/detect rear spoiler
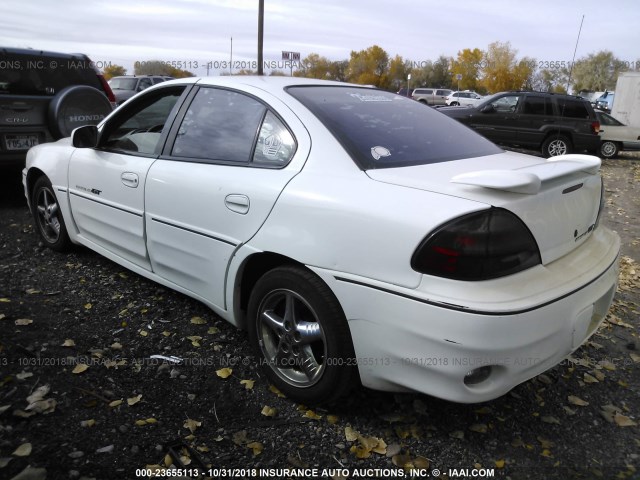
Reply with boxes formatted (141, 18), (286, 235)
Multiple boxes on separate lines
(450, 154), (601, 194)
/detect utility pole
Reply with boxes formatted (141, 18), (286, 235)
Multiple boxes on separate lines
(257, 0), (264, 75)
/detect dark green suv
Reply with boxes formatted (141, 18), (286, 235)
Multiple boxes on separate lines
(0, 47), (114, 167)
(440, 91), (601, 157)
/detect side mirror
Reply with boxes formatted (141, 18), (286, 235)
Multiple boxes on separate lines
(480, 104), (494, 113)
(72, 125), (98, 148)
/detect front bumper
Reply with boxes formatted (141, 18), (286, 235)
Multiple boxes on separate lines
(312, 227), (620, 403)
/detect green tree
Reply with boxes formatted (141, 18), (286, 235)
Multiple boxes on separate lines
(570, 50), (626, 91)
(294, 53), (333, 79)
(103, 64), (126, 80)
(134, 60), (194, 78)
(388, 55), (409, 92)
(531, 68), (568, 93)
(450, 48), (483, 91)
(327, 60), (348, 82)
(432, 55), (452, 88)
(347, 45), (390, 88)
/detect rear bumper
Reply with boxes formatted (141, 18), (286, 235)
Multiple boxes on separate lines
(312, 227), (620, 403)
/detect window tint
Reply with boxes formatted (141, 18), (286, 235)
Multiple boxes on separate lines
(287, 86), (501, 169)
(138, 78), (153, 91)
(252, 111), (296, 166)
(415, 89), (432, 95)
(522, 96), (552, 115)
(172, 88), (266, 162)
(109, 78), (137, 91)
(556, 99), (590, 118)
(102, 87), (185, 155)
(598, 112), (623, 126)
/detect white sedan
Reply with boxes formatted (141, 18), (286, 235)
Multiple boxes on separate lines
(596, 110), (640, 158)
(23, 77), (620, 404)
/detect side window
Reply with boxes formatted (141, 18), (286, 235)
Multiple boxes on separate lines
(138, 78), (152, 91)
(252, 111), (296, 166)
(491, 94), (520, 112)
(556, 99), (590, 119)
(522, 96), (551, 115)
(172, 88), (267, 163)
(102, 87), (185, 155)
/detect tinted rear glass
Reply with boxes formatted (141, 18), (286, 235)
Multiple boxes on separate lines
(109, 78), (138, 90)
(0, 52), (102, 96)
(556, 99), (591, 119)
(287, 86), (502, 169)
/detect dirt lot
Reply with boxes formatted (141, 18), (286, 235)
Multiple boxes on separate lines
(1, 155), (639, 480)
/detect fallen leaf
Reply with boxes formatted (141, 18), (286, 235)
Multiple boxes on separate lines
(614, 413), (637, 427)
(72, 364), (89, 374)
(0, 457), (12, 467)
(109, 400), (123, 407)
(538, 437), (555, 449)
(232, 430), (247, 445)
(593, 370), (606, 381)
(345, 426), (359, 442)
(110, 342), (123, 350)
(207, 326), (219, 335)
(469, 423), (488, 433)
(541, 416), (561, 425)
(61, 339), (76, 347)
(247, 442), (263, 456)
(304, 409), (322, 420)
(327, 415), (339, 425)
(84, 303), (92, 310)
(600, 360), (616, 371)
(16, 371), (33, 380)
(0, 298), (11, 303)
(81, 419), (96, 427)
(127, 394), (142, 406)
(541, 449), (553, 458)
(14, 319), (33, 326)
(12, 443), (32, 457)
(139, 330), (148, 337)
(583, 373), (598, 383)
(568, 395), (589, 407)
(240, 379), (254, 390)
(26, 386), (50, 404)
(495, 459), (505, 468)
(25, 288), (41, 295)
(269, 385), (285, 397)
(190, 316), (207, 325)
(261, 406), (277, 417)
(184, 418), (202, 433)
(450, 430), (465, 440)
(26, 398), (57, 414)
(630, 353), (640, 363)
(216, 368), (232, 379)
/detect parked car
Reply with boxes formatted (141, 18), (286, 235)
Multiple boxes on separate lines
(445, 90), (484, 107)
(23, 77), (619, 405)
(108, 75), (173, 106)
(595, 92), (615, 113)
(596, 109), (640, 158)
(411, 88), (453, 106)
(396, 88), (411, 97)
(440, 91), (601, 157)
(0, 47), (114, 167)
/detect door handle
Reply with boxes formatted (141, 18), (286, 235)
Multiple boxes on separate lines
(121, 172), (139, 188)
(225, 194), (250, 215)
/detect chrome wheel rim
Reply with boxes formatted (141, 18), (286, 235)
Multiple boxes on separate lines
(601, 142), (615, 157)
(548, 139), (568, 156)
(256, 289), (326, 387)
(35, 187), (61, 243)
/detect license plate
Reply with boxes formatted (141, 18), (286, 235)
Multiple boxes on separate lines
(5, 134), (39, 151)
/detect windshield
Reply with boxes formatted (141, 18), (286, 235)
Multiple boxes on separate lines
(287, 86), (501, 169)
(108, 78), (138, 90)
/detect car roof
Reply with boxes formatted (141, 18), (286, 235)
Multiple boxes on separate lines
(0, 46), (90, 60)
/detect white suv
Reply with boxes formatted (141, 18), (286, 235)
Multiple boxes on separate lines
(446, 91), (483, 106)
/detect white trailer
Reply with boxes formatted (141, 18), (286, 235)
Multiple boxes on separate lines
(611, 72), (640, 127)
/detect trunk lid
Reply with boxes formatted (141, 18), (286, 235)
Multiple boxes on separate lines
(366, 150), (603, 265)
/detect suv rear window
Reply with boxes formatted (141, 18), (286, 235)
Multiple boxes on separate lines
(287, 86), (502, 169)
(0, 52), (102, 96)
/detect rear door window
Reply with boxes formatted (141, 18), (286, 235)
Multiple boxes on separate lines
(522, 95), (552, 115)
(556, 99), (590, 119)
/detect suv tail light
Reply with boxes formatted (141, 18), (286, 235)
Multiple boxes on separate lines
(96, 73), (116, 104)
(591, 121), (600, 135)
(411, 208), (541, 281)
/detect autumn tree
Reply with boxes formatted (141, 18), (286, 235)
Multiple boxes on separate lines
(531, 68), (568, 93)
(388, 55), (409, 92)
(450, 48), (483, 91)
(327, 60), (348, 82)
(294, 53), (333, 79)
(570, 50), (627, 91)
(103, 64), (126, 80)
(347, 45), (390, 88)
(134, 60), (194, 78)
(481, 41), (532, 92)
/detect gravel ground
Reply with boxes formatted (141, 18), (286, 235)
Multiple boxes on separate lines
(0, 155), (639, 480)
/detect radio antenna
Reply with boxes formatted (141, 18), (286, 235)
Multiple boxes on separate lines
(565, 14), (585, 93)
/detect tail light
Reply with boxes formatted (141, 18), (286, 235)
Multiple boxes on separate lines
(96, 72), (116, 104)
(411, 208), (541, 281)
(594, 177), (605, 230)
(591, 121), (600, 135)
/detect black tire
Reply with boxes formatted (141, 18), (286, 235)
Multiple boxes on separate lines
(450, 101), (460, 106)
(600, 140), (619, 159)
(247, 266), (358, 405)
(31, 176), (71, 252)
(48, 85), (112, 139)
(542, 134), (572, 157)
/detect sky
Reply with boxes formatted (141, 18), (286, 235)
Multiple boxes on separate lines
(1, 0), (639, 76)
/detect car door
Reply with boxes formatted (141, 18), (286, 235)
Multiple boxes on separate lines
(68, 85), (188, 269)
(469, 93), (521, 144)
(517, 94), (554, 147)
(144, 85), (310, 309)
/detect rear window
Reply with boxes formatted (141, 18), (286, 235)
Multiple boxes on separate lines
(109, 78), (138, 91)
(287, 86), (502, 169)
(0, 52), (102, 96)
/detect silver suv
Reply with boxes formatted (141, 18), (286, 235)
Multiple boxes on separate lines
(108, 75), (173, 105)
(411, 88), (453, 106)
